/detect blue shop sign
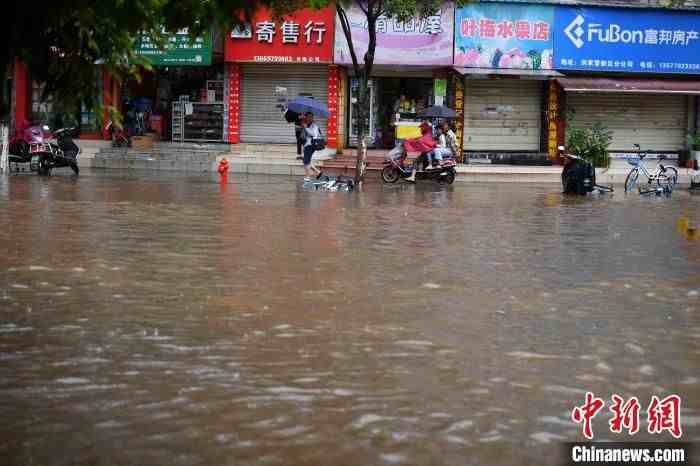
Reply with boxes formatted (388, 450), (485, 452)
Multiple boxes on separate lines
(554, 6), (700, 74)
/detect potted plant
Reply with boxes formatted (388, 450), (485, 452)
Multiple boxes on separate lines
(688, 132), (700, 169)
(565, 117), (613, 168)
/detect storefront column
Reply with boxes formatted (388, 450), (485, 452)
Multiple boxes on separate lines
(13, 59), (30, 129)
(227, 63), (241, 144)
(336, 68), (347, 153)
(454, 76), (465, 163)
(327, 65), (339, 149)
(102, 67), (114, 137)
(546, 80), (564, 164)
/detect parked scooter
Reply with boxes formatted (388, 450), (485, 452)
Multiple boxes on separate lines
(381, 142), (457, 185)
(559, 145), (612, 195)
(103, 120), (131, 147)
(45, 127), (81, 175)
(8, 122), (49, 171)
(8, 123), (80, 176)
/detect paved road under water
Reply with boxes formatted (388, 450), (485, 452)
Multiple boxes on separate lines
(0, 171), (699, 466)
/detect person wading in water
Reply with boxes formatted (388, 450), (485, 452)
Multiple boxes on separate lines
(301, 112), (323, 180)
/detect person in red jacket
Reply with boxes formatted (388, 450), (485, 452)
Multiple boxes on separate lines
(405, 121), (436, 182)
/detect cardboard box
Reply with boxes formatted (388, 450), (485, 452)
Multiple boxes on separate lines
(132, 135), (154, 150)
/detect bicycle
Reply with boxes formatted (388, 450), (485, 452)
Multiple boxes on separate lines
(624, 144), (679, 193)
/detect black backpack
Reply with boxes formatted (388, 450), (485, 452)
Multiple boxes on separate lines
(284, 109), (300, 124)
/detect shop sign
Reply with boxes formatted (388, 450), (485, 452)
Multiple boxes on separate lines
(334, 3), (454, 66)
(225, 7), (334, 63)
(227, 64), (241, 143)
(547, 81), (560, 159)
(455, 4), (554, 70)
(452, 75), (464, 161)
(136, 28), (212, 66)
(434, 79), (447, 106)
(554, 6), (700, 74)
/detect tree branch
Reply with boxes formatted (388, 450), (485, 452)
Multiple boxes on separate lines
(336, 3), (361, 76)
(355, 0), (368, 17)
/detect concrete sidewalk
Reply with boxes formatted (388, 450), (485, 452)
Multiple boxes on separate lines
(81, 141), (699, 184)
(456, 165), (697, 184)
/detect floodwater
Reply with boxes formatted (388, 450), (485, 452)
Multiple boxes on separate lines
(0, 170), (699, 466)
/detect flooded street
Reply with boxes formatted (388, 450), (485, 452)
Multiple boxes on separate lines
(0, 171), (699, 465)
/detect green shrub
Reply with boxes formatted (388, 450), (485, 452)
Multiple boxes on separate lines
(565, 117), (613, 168)
(688, 132), (700, 150)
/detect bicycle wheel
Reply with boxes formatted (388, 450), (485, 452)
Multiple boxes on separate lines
(624, 168), (639, 192)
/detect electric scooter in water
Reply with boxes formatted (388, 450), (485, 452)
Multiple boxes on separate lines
(8, 123), (80, 175)
(46, 127), (81, 175)
(8, 122), (49, 171)
(103, 120), (131, 147)
(559, 145), (612, 195)
(381, 142), (457, 185)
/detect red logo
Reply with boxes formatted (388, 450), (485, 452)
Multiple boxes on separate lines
(572, 392), (605, 440)
(572, 393), (683, 440)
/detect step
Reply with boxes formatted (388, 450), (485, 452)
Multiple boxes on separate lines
(229, 147), (336, 158)
(225, 162), (306, 176)
(230, 154), (333, 163)
(232, 144), (297, 153)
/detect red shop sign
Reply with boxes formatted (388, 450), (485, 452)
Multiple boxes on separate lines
(225, 6), (334, 64)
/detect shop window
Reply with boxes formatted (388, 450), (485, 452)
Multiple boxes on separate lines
(31, 73), (102, 131)
(31, 82), (54, 124)
(1, 76), (11, 122)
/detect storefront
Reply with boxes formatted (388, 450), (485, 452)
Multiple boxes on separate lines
(454, 3), (557, 154)
(335, 3), (455, 149)
(1, 64), (12, 127)
(559, 78), (696, 153)
(225, 6), (335, 145)
(131, 28), (225, 142)
(12, 59), (109, 138)
(346, 69), (447, 148)
(554, 5), (700, 160)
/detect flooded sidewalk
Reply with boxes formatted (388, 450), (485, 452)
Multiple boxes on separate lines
(0, 171), (699, 465)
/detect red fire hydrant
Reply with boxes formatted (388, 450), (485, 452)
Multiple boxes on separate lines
(218, 158), (230, 176)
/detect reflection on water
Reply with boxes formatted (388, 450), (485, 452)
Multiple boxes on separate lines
(0, 171), (699, 465)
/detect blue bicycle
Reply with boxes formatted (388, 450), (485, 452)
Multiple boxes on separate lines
(624, 144), (679, 193)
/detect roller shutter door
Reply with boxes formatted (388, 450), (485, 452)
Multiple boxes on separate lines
(463, 80), (543, 151)
(566, 93), (687, 151)
(240, 64), (328, 143)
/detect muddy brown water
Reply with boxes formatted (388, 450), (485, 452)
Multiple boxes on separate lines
(0, 171), (699, 465)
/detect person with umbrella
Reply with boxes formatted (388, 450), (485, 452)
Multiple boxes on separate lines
(429, 121), (458, 168)
(286, 96), (329, 180)
(284, 108), (305, 160)
(301, 112), (323, 180)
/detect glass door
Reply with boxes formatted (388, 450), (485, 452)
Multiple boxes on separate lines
(349, 78), (374, 146)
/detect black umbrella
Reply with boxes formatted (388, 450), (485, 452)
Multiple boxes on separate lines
(419, 105), (458, 119)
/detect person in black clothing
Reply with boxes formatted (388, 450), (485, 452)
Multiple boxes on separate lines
(284, 108), (305, 159)
(295, 113), (306, 159)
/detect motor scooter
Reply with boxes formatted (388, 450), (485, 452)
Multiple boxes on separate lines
(43, 127), (81, 175)
(8, 123), (80, 176)
(103, 120), (131, 147)
(559, 145), (612, 195)
(8, 122), (50, 172)
(381, 142), (457, 185)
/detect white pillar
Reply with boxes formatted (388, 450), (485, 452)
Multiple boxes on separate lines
(0, 124), (9, 174)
